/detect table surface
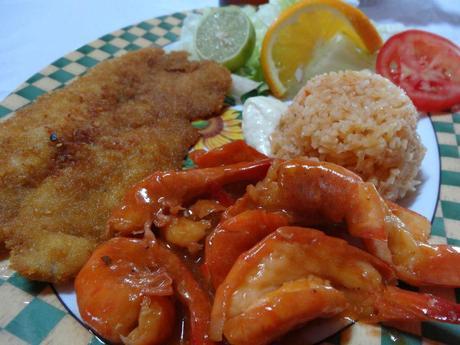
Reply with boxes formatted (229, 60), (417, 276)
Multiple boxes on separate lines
(0, 0), (218, 102)
(1, 0), (459, 103)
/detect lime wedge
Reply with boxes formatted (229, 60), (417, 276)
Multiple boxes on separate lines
(194, 7), (255, 71)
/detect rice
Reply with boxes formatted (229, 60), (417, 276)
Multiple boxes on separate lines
(271, 70), (426, 201)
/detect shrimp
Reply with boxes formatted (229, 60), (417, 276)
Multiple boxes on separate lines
(386, 201), (430, 241)
(190, 140), (268, 168)
(365, 212), (460, 287)
(210, 227), (460, 345)
(206, 202), (434, 291)
(204, 209), (290, 288)
(237, 158), (389, 239)
(222, 276), (348, 345)
(75, 233), (215, 345)
(227, 158), (460, 287)
(362, 195), (460, 287)
(107, 159), (271, 241)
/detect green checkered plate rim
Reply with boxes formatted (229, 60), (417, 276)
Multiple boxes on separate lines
(1, 9), (460, 345)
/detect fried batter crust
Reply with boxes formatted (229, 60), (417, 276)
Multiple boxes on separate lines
(0, 48), (231, 282)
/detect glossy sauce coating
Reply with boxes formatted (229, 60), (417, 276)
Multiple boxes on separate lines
(107, 159), (272, 237)
(226, 158), (460, 288)
(75, 235), (215, 345)
(76, 142), (460, 344)
(210, 227), (460, 345)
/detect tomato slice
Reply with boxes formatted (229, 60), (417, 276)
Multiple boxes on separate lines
(376, 30), (460, 113)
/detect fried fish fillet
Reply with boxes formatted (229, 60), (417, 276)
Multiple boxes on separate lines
(0, 48), (231, 283)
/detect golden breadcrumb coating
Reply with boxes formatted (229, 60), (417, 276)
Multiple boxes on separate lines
(0, 48), (231, 282)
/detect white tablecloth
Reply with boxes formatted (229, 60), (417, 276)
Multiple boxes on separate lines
(0, 0), (459, 102)
(0, 0), (218, 101)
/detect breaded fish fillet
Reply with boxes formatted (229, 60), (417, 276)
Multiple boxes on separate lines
(0, 48), (231, 283)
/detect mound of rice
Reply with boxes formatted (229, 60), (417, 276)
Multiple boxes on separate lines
(271, 70), (426, 201)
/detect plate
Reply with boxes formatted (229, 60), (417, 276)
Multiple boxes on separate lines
(0, 9), (459, 345)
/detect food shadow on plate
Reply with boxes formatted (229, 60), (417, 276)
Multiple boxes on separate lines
(272, 317), (354, 345)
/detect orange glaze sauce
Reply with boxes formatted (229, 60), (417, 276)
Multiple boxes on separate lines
(161, 241), (324, 345)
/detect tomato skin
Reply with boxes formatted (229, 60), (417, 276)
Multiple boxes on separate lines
(376, 30), (460, 113)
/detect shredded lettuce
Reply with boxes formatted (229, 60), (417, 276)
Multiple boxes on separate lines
(177, 0), (362, 82)
(176, 1), (299, 80)
(238, 0), (302, 81)
(230, 74), (260, 102)
(239, 0), (360, 81)
(174, 11), (209, 60)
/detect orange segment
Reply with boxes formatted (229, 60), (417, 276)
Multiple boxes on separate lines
(261, 0), (382, 98)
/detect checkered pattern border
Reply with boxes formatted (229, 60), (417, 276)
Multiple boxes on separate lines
(0, 12), (187, 345)
(0, 12), (186, 119)
(1, 10), (460, 345)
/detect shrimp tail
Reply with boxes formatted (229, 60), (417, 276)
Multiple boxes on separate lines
(411, 245), (460, 288)
(375, 286), (460, 324)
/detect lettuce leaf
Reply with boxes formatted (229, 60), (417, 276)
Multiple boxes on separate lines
(177, 0), (362, 82)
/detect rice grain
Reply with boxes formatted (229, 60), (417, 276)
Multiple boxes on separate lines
(271, 70), (426, 200)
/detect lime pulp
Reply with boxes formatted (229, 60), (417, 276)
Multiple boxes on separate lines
(194, 7), (255, 71)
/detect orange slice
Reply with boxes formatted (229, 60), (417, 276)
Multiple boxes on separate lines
(261, 0), (382, 98)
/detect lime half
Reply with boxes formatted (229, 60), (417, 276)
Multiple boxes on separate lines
(194, 7), (255, 71)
